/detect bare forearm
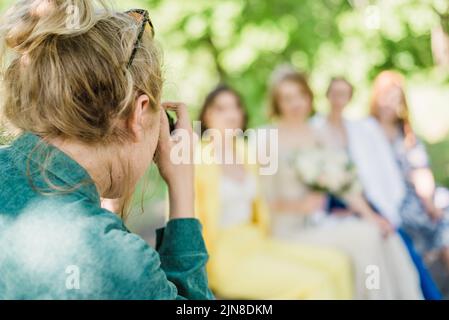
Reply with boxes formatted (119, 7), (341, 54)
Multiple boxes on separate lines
(270, 195), (324, 215)
(411, 168), (436, 210)
(168, 180), (195, 220)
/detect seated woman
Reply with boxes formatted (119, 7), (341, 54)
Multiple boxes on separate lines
(260, 67), (423, 299)
(370, 71), (449, 271)
(312, 76), (443, 300)
(0, 0), (212, 299)
(312, 77), (395, 231)
(195, 85), (353, 299)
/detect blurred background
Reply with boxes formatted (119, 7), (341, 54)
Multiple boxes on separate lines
(0, 0), (448, 245)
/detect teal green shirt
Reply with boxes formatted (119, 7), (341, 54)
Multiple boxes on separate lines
(0, 133), (214, 300)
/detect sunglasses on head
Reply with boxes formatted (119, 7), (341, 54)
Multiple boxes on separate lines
(126, 9), (175, 133)
(125, 9), (154, 68)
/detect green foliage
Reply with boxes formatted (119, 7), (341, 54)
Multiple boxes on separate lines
(140, 0), (449, 186)
(427, 136), (449, 187)
(0, 0), (448, 187)
(140, 0), (446, 122)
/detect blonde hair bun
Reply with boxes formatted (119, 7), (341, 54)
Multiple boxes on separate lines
(0, 0), (163, 144)
(2, 0), (111, 53)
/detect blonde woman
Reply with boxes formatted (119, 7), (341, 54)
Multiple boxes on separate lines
(195, 85), (353, 299)
(260, 67), (423, 300)
(0, 0), (212, 299)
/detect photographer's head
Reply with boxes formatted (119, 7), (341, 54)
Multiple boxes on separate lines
(0, 1), (163, 207)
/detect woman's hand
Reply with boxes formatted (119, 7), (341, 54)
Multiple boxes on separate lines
(154, 102), (196, 220)
(426, 204), (444, 222)
(343, 193), (394, 237)
(303, 192), (327, 214)
(270, 192), (326, 215)
(366, 213), (395, 238)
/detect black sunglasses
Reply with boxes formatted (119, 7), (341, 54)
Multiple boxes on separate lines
(126, 9), (175, 133)
(126, 9), (155, 69)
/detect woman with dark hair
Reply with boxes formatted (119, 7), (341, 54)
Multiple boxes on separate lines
(194, 84), (354, 299)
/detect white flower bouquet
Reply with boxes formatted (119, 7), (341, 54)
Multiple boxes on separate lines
(291, 146), (362, 197)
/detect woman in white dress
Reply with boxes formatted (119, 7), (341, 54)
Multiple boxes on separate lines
(261, 67), (423, 299)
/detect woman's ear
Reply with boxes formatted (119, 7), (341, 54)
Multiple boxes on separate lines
(129, 94), (151, 142)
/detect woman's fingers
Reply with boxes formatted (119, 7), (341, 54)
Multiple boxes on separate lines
(157, 101), (196, 162)
(378, 218), (394, 238)
(160, 101), (196, 161)
(154, 107), (171, 161)
(159, 107), (170, 135)
(157, 102), (195, 219)
(161, 102), (191, 131)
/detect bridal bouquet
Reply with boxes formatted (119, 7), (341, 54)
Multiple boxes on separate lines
(291, 146), (361, 197)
